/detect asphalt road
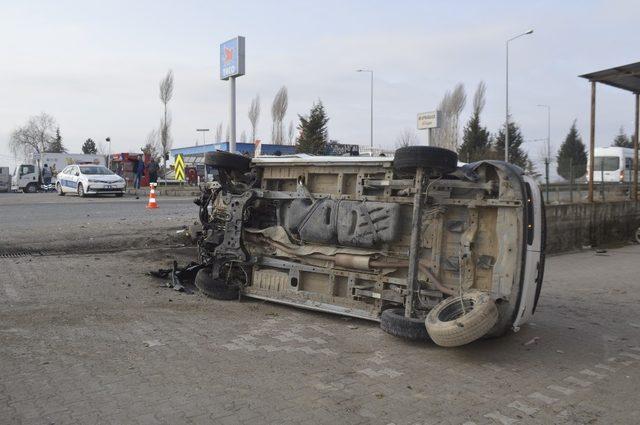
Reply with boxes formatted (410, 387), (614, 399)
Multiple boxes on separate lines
(0, 192), (198, 252)
(1, 193), (639, 424)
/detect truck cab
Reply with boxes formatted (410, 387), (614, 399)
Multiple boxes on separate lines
(11, 164), (39, 193)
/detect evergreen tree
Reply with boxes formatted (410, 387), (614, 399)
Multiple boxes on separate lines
(612, 126), (633, 148)
(493, 119), (529, 169)
(556, 120), (587, 182)
(48, 127), (67, 153)
(458, 82), (490, 162)
(296, 101), (329, 155)
(82, 138), (98, 154)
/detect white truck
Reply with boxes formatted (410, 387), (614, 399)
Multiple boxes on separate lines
(11, 152), (106, 193)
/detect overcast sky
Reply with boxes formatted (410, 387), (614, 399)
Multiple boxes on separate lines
(1, 0), (638, 173)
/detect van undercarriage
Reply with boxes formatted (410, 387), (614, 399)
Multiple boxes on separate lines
(194, 147), (545, 347)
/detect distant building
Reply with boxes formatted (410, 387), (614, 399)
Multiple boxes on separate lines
(170, 142), (296, 162)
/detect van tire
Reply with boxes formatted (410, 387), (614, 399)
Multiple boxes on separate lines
(393, 146), (458, 175)
(380, 308), (430, 341)
(205, 151), (251, 172)
(195, 268), (239, 301)
(425, 291), (498, 347)
(24, 183), (37, 193)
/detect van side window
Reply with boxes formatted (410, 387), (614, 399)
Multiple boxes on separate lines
(625, 158), (632, 170)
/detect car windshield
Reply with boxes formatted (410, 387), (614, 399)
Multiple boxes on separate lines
(79, 166), (113, 175)
(593, 156), (620, 171)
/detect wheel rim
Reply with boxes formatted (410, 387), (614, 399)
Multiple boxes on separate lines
(437, 299), (475, 322)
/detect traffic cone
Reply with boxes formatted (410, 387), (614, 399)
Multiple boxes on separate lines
(146, 183), (159, 209)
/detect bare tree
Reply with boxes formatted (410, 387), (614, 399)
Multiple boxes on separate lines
(472, 81), (486, 117)
(395, 128), (420, 148)
(215, 122), (223, 143)
(287, 121), (295, 145)
(240, 130), (247, 144)
(248, 94), (260, 143)
(271, 86), (288, 144)
(159, 69), (174, 181)
(142, 129), (160, 160)
(9, 113), (57, 160)
(431, 83), (466, 151)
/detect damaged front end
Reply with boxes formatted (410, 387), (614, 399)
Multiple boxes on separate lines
(193, 148), (545, 347)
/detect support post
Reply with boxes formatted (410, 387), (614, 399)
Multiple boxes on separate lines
(405, 167), (426, 318)
(588, 81), (596, 202)
(229, 77), (236, 153)
(634, 93), (639, 201)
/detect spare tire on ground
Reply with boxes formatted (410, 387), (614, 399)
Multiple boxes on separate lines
(380, 308), (430, 341)
(425, 290), (498, 347)
(205, 150), (251, 172)
(393, 146), (458, 175)
(195, 268), (240, 300)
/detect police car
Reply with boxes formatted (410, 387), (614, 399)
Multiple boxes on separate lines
(56, 164), (126, 197)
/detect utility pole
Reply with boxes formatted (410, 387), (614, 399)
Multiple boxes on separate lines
(356, 69), (374, 148)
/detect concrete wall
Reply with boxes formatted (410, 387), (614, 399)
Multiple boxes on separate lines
(546, 201), (640, 253)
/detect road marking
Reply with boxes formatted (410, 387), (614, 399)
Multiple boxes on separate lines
(547, 385), (575, 396)
(507, 400), (539, 416)
(580, 369), (606, 379)
(527, 392), (558, 405)
(483, 411), (519, 424)
(563, 376), (592, 388)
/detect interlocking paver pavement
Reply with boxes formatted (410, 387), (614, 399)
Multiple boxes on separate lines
(1, 245), (639, 424)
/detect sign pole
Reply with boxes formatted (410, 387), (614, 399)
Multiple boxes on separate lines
(229, 76), (236, 153)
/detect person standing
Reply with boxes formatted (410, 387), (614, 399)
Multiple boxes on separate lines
(134, 155), (145, 189)
(42, 164), (52, 186)
(148, 158), (158, 185)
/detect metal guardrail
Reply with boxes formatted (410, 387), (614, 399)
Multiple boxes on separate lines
(540, 181), (637, 204)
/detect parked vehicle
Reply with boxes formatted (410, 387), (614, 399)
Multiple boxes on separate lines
(11, 152), (106, 193)
(0, 167), (10, 192)
(56, 164), (126, 197)
(193, 146), (546, 347)
(588, 147), (638, 183)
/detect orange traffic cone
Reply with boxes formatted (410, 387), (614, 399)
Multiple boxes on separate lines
(146, 183), (158, 209)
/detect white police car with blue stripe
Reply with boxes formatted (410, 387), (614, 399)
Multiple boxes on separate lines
(56, 164), (126, 197)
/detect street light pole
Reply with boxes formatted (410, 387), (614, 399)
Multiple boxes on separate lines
(537, 104), (551, 203)
(357, 69), (374, 148)
(196, 129), (210, 146)
(505, 29), (533, 163)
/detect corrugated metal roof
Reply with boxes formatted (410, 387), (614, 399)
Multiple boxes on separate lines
(580, 61), (640, 93)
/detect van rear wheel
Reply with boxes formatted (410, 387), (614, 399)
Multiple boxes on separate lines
(380, 308), (430, 341)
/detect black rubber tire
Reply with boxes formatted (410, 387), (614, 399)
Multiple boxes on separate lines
(379, 308), (430, 341)
(425, 291), (498, 347)
(205, 151), (251, 172)
(195, 268), (239, 301)
(56, 183), (65, 196)
(77, 183), (86, 198)
(24, 183), (37, 193)
(393, 146), (458, 175)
